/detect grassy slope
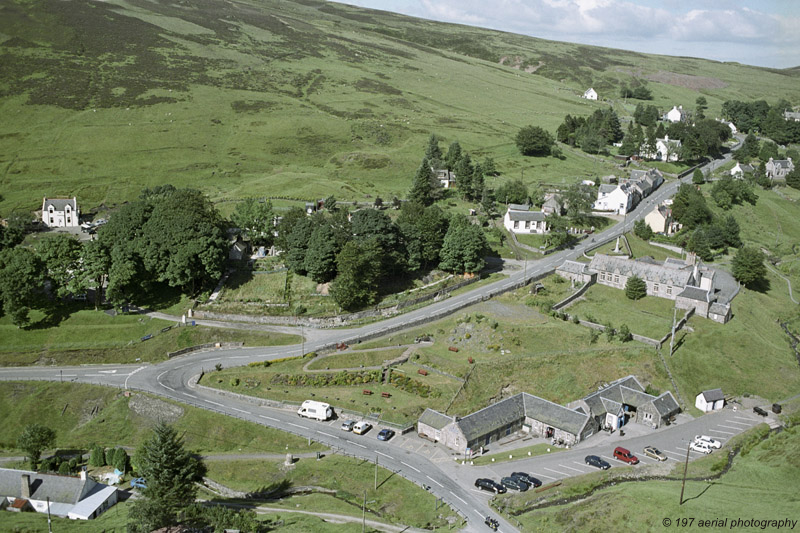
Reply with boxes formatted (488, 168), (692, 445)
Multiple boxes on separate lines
(1, 0), (798, 215)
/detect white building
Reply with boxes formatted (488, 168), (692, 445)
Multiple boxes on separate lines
(42, 197), (80, 228)
(641, 136), (682, 162)
(665, 105), (686, 123)
(435, 169), (456, 189)
(765, 158), (794, 181)
(582, 88), (598, 100)
(593, 183), (635, 215)
(0, 468), (118, 520)
(644, 204), (679, 235)
(730, 162), (753, 179)
(695, 389), (725, 412)
(503, 204), (549, 234)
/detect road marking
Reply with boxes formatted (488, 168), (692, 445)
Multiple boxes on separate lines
(543, 467), (568, 476)
(732, 415), (755, 422)
(161, 385), (176, 393)
(182, 393), (197, 399)
(231, 407), (250, 414)
(717, 424), (745, 431)
(705, 432), (727, 439)
(230, 355), (248, 359)
(316, 431), (338, 439)
(601, 455), (615, 463)
(662, 450), (687, 459)
(722, 420), (751, 427)
(206, 357), (222, 361)
(174, 363), (189, 369)
(259, 415), (280, 422)
(426, 475), (443, 488)
(98, 370), (117, 374)
(572, 461), (592, 468)
(125, 365), (148, 388)
(158, 370), (169, 380)
(530, 472), (555, 480)
(60, 374), (78, 377)
(288, 422), (306, 429)
(375, 451), (394, 460)
(450, 491), (468, 505)
(559, 464), (585, 473)
(710, 428), (735, 435)
(401, 461), (421, 473)
(205, 399), (224, 407)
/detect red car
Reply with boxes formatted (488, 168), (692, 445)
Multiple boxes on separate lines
(613, 446), (639, 465)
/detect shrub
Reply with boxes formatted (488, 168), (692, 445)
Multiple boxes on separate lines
(58, 461), (72, 475)
(231, 378), (240, 387)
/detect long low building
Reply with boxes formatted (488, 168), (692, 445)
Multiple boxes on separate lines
(417, 375), (680, 454)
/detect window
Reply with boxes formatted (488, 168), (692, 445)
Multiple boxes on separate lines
(614, 275), (619, 283)
(49, 217), (53, 224)
(525, 221), (530, 229)
(667, 286), (672, 296)
(513, 221), (519, 229)
(654, 284), (659, 292)
(600, 273), (605, 281)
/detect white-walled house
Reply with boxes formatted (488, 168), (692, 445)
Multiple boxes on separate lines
(695, 389), (725, 412)
(42, 197), (80, 228)
(582, 88), (598, 100)
(503, 204), (548, 234)
(593, 183), (635, 215)
(644, 205), (679, 235)
(665, 105), (686, 123)
(641, 136), (681, 162)
(435, 169), (456, 188)
(0, 468), (118, 520)
(730, 162), (753, 178)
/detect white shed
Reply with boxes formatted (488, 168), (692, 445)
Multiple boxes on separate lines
(695, 389), (725, 412)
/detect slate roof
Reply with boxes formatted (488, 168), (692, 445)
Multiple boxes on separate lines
(0, 469), (86, 504)
(521, 393), (590, 436)
(652, 392), (680, 417)
(664, 257), (689, 269)
(457, 395), (525, 442)
(700, 388), (724, 402)
(43, 198), (77, 211)
(557, 260), (589, 275)
(709, 302), (730, 316)
(598, 184), (617, 194)
(677, 286), (710, 302)
(418, 408), (453, 430)
(771, 159), (793, 170)
(589, 254), (693, 286)
(69, 485), (117, 520)
(508, 203), (530, 211)
(507, 210), (547, 222)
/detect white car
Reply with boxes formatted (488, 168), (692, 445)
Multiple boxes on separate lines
(353, 421), (372, 435)
(694, 435), (722, 449)
(689, 441), (712, 454)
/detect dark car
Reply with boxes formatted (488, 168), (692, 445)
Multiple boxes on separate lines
(753, 406), (768, 417)
(501, 476), (529, 492)
(475, 478), (506, 494)
(585, 455), (611, 470)
(510, 472), (542, 488)
(377, 428), (395, 441)
(485, 516), (499, 531)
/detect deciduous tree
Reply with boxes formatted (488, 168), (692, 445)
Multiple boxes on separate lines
(330, 239), (382, 311)
(17, 424), (56, 468)
(439, 217), (488, 275)
(732, 247), (767, 287)
(515, 125), (554, 156)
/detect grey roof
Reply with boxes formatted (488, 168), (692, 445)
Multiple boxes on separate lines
(732, 164), (753, 173)
(69, 485), (117, 519)
(772, 159), (793, 170)
(457, 395), (525, 442)
(508, 203), (530, 211)
(418, 408), (453, 430)
(43, 198), (77, 211)
(581, 376), (645, 417)
(600, 397), (622, 415)
(664, 257), (689, 268)
(507, 210), (547, 222)
(598, 184), (617, 194)
(589, 254), (693, 286)
(701, 388), (724, 402)
(677, 286), (710, 302)
(557, 260), (589, 275)
(709, 302), (730, 316)
(521, 393), (589, 436)
(652, 392), (680, 417)
(0, 469), (87, 504)
(619, 385), (658, 408)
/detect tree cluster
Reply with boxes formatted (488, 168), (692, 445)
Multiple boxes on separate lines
(620, 83), (653, 100)
(515, 125), (555, 157)
(723, 99), (800, 145)
(556, 109), (623, 154)
(670, 184), (743, 261)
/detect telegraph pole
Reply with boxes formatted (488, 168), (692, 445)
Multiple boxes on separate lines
(679, 441), (691, 504)
(374, 454), (378, 490)
(669, 308), (677, 356)
(362, 490), (367, 533)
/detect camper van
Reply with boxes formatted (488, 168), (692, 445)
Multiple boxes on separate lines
(297, 400), (333, 421)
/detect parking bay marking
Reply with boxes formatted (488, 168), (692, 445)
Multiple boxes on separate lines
(543, 467), (568, 477)
(710, 428), (735, 435)
(530, 472), (556, 480)
(559, 464), (585, 473)
(722, 420), (751, 427)
(717, 424), (746, 431)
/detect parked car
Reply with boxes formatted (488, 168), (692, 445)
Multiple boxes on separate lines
(689, 441), (712, 454)
(694, 435), (722, 449)
(377, 428), (395, 441)
(501, 476), (529, 492)
(585, 455), (610, 470)
(753, 406), (768, 417)
(130, 477), (147, 489)
(613, 446), (639, 465)
(510, 472), (542, 488)
(643, 446), (667, 461)
(475, 478), (506, 494)
(340, 420), (356, 431)
(353, 421), (372, 435)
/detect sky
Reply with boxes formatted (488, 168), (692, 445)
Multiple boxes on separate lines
(339, 0), (800, 69)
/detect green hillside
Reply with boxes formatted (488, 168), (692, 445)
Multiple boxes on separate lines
(1, 0), (798, 214)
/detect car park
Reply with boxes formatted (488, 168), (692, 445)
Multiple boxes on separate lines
(340, 420), (356, 431)
(689, 441), (712, 454)
(353, 421), (372, 435)
(475, 478), (506, 494)
(501, 476), (529, 492)
(377, 428), (395, 441)
(585, 455), (610, 469)
(643, 446), (667, 461)
(613, 446), (639, 465)
(694, 435), (721, 449)
(510, 472), (542, 488)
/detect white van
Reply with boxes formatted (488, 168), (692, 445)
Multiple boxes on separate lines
(353, 421), (372, 435)
(297, 400), (333, 421)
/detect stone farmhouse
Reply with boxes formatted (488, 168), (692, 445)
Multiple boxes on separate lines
(582, 88), (598, 100)
(41, 197), (80, 228)
(0, 468), (118, 520)
(417, 376), (680, 454)
(568, 253), (734, 323)
(765, 158), (793, 182)
(503, 203), (549, 234)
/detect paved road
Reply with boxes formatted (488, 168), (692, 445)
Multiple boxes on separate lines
(0, 142), (743, 533)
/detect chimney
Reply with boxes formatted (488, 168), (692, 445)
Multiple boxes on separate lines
(80, 468), (87, 481)
(21, 474), (31, 499)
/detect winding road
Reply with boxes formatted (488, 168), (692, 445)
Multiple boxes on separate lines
(0, 142), (745, 533)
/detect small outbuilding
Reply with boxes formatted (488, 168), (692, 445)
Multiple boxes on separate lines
(695, 388), (725, 412)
